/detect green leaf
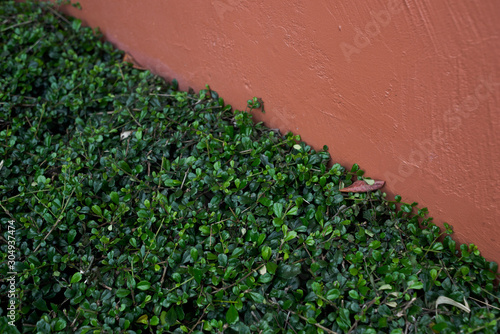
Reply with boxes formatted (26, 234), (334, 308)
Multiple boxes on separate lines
(72, 19), (82, 31)
(259, 197), (272, 207)
(34, 298), (49, 311)
(257, 233), (266, 246)
(137, 281), (151, 291)
(218, 253), (228, 267)
(261, 246), (272, 261)
(67, 229), (77, 244)
(319, 176), (327, 187)
(193, 268), (203, 284)
(286, 206), (298, 216)
(326, 289), (340, 300)
(336, 308), (351, 330)
(247, 292), (264, 303)
(164, 178), (182, 187)
(349, 290), (360, 299)
(149, 315), (159, 326)
(36, 320), (50, 333)
(407, 280), (424, 290)
(372, 250), (382, 261)
(160, 311), (167, 325)
(129, 238), (137, 248)
(277, 264), (301, 279)
(226, 305), (239, 324)
(364, 178), (375, 185)
(430, 269), (438, 280)
(488, 261), (498, 272)
(116, 289), (131, 298)
(135, 129), (143, 140)
(432, 242), (444, 251)
(378, 284), (392, 291)
(54, 318), (67, 331)
(119, 161), (132, 173)
(199, 226), (210, 236)
(266, 262), (278, 275)
(191, 248), (199, 262)
(413, 247), (423, 255)
(283, 230), (297, 242)
(273, 202), (283, 218)
(110, 191), (119, 205)
(91, 204), (102, 216)
(137, 209), (149, 218)
(136, 314), (148, 325)
(70, 272), (82, 284)
(431, 323), (448, 332)
(37, 175), (46, 184)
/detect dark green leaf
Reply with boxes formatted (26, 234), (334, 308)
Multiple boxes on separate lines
(226, 305), (239, 324)
(34, 298), (49, 311)
(116, 289), (131, 298)
(277, 264), (301, 279)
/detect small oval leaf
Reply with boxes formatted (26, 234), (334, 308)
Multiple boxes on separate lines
(137, 281), (151, 291)
(70, 272), (82, 284)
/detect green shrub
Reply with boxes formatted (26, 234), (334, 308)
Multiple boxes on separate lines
(0, 1), (498, 333)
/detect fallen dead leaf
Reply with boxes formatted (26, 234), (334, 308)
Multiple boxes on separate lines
(123, 53), (146, 70)
(339, 179), (385, 193)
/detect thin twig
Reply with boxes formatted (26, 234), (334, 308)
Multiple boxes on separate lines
(47, 6), (71, 25)
(1, 20), (33, 32)
(469, 296), (500, 311)
(180, 167), (190, 189)
(188, 307), (207, 334)
(347, 297), (378, 333)
(127, 108), (142, 127)
(34, 187), (76, 253)
(160, 265), (168, 286)
(211, 263), (265, 295)
(268, 299), (339, 334)
(396, 297), (417, 317)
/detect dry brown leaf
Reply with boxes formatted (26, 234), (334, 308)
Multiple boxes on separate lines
(123, 53), (146, 70)
(339, 179), (385, 193)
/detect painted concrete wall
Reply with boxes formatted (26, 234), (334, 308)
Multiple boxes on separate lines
(60, 0), (500, 264)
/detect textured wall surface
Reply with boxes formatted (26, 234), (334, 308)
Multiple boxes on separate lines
(60, 0), (500, 263)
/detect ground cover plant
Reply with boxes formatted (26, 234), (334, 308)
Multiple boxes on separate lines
(0, 1), (499, 333)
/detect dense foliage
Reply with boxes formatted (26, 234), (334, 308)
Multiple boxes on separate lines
(0, 1), (498, 333)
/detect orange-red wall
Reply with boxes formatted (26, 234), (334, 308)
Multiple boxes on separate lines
(60, 0), (500, 264)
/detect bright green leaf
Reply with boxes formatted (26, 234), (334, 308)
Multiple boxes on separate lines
(137, 281), (151, 291)
(273, 202), (283, 218)
(91, 205), (102, 216)
(70, 272), (82, 284)
(261, 246), (272, 261)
